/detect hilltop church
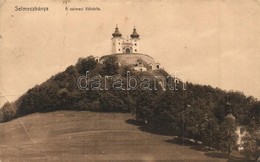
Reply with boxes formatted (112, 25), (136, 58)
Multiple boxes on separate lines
(99, 25), (160, 71)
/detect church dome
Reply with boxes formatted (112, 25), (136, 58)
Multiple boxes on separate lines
(130, 28), (140, 38)
(112, 25), (122, 37)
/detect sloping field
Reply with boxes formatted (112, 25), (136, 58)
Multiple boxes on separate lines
(0, 111), (244, 162)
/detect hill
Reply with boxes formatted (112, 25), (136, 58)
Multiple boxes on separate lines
(0, 55), (259, 160)
(0, 111), (247, 161)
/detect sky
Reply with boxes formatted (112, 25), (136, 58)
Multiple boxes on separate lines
(0, 0), (260, 107)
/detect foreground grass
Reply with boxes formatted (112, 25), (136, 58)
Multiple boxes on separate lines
(0, 111), (247, 162)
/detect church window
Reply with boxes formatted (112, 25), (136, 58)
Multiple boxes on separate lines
(135, 43), (137, 46)
(135, 49), (137, 52)
(118, 49), (120, 51)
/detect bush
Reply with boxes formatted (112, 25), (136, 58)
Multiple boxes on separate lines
(1, 102), (16, 122)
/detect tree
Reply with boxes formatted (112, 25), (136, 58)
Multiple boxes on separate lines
(200, 116), (219, 150)
(102, 56), (119, 75)
(242, 118), (260, 161)
(1, 102), (16, 122)
(242, 131), (260, 160)
(135, 90), (155, 122)
(216, 117), (238, 155)
(0, 109), (3, 122)
(76, 56), (97, 74)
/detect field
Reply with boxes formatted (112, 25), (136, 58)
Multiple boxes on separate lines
(0, 111), (246, 162)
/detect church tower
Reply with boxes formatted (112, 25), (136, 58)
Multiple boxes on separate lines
(111, 25), (123, 54)
(111, 25), (141, 54)
(101, 25), (158, 71)
(130, 27), (140, 53)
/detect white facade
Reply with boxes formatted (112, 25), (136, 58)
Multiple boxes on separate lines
(111, 37), (123, 54)
(130, 37), (140, 53)
(111, 26), (140, 54)
(102, 25), (160, 72)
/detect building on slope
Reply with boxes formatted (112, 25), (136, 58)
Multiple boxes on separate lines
(99, 25), (160, 72)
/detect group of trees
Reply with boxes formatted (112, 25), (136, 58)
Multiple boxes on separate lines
(134, 83), (259, 159)
(0, 55), (259, 160)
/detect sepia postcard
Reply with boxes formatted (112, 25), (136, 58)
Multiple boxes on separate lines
(0, 0), (259, 161)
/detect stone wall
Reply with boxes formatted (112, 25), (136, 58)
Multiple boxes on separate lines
(100, 53), (156, 70)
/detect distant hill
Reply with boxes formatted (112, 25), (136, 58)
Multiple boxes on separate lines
(0, 55), (259, 159)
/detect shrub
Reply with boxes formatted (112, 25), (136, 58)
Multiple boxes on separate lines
(1, 102), (16, 122)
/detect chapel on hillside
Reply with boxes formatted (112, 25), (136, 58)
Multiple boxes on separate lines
(99, 25), (160, 71)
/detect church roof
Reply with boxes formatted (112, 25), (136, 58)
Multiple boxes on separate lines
(112, 25), (122, 37)
(130, 27), (140, 38)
